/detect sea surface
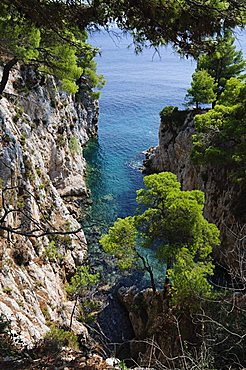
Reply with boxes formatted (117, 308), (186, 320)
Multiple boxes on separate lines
(85, 28), (246, 226)
(85, 29), (197, 226)
(84, 28), (246, 285)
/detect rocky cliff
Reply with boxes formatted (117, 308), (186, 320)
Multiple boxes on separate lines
(144, 112), (245, 261)
(0, 65), (98, 347)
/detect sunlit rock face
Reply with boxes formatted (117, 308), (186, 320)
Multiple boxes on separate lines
(0, 65), (98, 347)
(144, 112), (245, 263)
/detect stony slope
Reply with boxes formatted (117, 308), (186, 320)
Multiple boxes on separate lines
(0, 65), (98, 347)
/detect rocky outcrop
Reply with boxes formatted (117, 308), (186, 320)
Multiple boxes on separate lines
(0, 65), (98, 347)
(144, 112), (245, 260)
(118, 286), (198, 368)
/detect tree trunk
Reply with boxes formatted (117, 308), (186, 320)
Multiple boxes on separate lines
(0, 58), (18, 95)
(137, 252), (156, 293)
(69, 295), (78, 329)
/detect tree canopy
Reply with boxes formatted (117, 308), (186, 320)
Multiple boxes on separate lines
(186, 69), (217, 108)
(0, 1), (104, 94)
(2, 0), (246, 53)
(100, 172), (220, 301)
(0, 0), (245, 94)
(196, 30), (246, 98)
(192, 76), (246, 182)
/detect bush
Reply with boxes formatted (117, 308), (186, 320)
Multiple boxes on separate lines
(44, 326), (78, 351)
(160, 105), (178, 122)
(69, 136), (81, 156)
(159, 106), (188, 127)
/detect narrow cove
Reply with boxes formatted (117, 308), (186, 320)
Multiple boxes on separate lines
(83, 29), (195, 283)
(80, 29), (246, 365)
(81, 30), (196, 351)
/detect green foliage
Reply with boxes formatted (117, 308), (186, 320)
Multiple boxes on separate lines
(69, 136), (81, 156)
(100, 217), (138, 270)
(66, 265), (99, 296)
(197, 30), (246, 97)
(44, 240), (62, 261)
(0, 7), (40, 62)
(160, 106), (178, 121)
(66, 265), (100, 324)
(38, 30), (83, 94)
(159, 106), (188, 127)
(44, 326), (78, 350)
(100, 172), (220, 304)
(89, 0), (245, 55)
(136, 172), (219, 262)
(0, 4), (104, 95)
(1, 0), (245, 59)
(186, 69), (217, 108)
(192, 77), (246, 181)
(119, 361), (129, 370)
(1, 0), (245, 96)
(167, 247), (214, 307)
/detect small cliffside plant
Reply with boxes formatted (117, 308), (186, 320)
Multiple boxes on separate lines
(159, 105), (188, 127)
(66, 265), (100, 327)
(44, 326), (78, 351)
(69, 136), (81, 156)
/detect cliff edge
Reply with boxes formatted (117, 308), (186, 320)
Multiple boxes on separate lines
(0, 65), (98, 347)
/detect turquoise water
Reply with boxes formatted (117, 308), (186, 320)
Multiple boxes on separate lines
(84, 28), (246, 286)
(85, 29), (196, 226)
(85, 28), (246, 226)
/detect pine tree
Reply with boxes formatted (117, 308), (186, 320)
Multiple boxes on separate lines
(0, 4), (104, 95)
(100, 172), (220, 299)
(186, 70), (217, 109)
(197, 31), (246, 99)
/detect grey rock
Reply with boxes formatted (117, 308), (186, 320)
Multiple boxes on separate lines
(0, 64), (98, 347)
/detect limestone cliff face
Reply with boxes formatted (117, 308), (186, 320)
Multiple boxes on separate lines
(0, 65), (98, 347)
(144, 113), (245, 258)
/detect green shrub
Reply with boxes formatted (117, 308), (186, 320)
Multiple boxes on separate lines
(44, 326), (78, 350)
(160, 106), (188, 127)
(66, 265), (99, 296)
(69, 136), (81, 156)
(44, 240), (62, 261)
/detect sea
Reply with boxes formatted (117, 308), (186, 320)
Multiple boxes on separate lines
(84, 28), (246, 284)
(85, 28), (245, 224)
(85, 29), (196, 225)
(82, 28), (246, 338)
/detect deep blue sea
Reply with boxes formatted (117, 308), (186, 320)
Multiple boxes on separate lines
(85, 28), (246, 227)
